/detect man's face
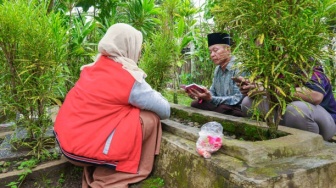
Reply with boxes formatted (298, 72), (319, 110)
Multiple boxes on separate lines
(208, 44), (231, 65)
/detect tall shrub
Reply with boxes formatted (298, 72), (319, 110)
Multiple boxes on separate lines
(212, 0), (336, 134)
(140, 0), (196, 104)
(0, 0), (67, 156)
(190, 22), (214, 87)
(123, 0), (161, 39)
(54, 0), (98, 92)
(140, 32), (174, 92)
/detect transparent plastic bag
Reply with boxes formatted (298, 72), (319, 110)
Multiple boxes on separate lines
(196, 121), (224, 159)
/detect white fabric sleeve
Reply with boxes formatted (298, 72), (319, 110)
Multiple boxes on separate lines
(129, 80), (170, 119)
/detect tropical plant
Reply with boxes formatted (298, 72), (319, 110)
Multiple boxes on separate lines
(53, 0), (98, 92)
(0, 0), (67, 156)
(203, 0), (216, 20)
(155, 0), (197, 103)
(172, 0), (198, 82)
(324, 1), (336, 89)
(57, 0), (162, 93)
(181, 0), (215, 87)
(78, 0), (125, 33)
(140, 0), (196, 104)
(212, 0), (336, 135)
(140, 31), (174, 93)
(122, 0), (161, 39)
(65, 16), (97, 91)
(189, 21), (214, 87)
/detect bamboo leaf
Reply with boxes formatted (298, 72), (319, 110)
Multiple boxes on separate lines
(265, 103), (278, 121)
(270, 17), (277, 25)
(275, 86), (287, 97)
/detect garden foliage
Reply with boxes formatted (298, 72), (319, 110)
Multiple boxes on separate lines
(0, 0), (67, 157)
(212, 0), (336, 133)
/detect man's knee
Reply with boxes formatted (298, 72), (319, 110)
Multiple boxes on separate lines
(190, 100), (199, 108)
(241, 96), (253, 117)
(285, 101), (311, 118)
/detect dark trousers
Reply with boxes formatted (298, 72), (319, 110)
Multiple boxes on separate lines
(191, 100), (244, 117)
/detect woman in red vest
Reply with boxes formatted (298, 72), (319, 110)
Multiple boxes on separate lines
(54, 23), (170, 188)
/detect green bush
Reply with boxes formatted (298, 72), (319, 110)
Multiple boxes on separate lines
(140, 31), (174, 92)
(212, 0), (336, 133)
(0, 0), (67, 156)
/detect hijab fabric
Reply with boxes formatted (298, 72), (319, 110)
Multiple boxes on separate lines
(81, 23), (147, 82)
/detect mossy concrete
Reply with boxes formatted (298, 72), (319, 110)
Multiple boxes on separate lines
(1, 104), (336, 187)
(168, 103), (325, 165)
(151, 103), (336, 188)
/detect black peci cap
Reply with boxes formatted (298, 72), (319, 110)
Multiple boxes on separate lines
(207, 33), (231, 47)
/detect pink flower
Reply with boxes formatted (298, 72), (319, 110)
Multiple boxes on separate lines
(207, 136), (222, 144)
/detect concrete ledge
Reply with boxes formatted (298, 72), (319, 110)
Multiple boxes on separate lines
(154, 130), (336, 188)
(0, 104), (334, 187)
(0, 156), (72, 187)
(168, 103), (325, 164)
(154, 104), (336, 187)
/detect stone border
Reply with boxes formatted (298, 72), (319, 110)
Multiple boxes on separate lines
(0, 156), (70, 187)
(167, 103), (325, 165)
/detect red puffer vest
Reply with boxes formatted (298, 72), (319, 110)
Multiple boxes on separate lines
(54, 56), (142, 173)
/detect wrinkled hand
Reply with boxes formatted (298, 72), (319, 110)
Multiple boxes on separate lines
(232, 76), (255, 96)
(188, 87), (212, 101)
(240, 84), (256, 96)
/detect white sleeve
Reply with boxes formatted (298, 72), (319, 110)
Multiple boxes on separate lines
(129, 80), (170, 119)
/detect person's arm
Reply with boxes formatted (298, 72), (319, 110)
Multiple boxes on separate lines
(296, 70), (328, 105)
(293, 87), (323, 105)
(234, 75), (324, 105)
(129, 80), (170, 119)
(209, 82), (243, 106)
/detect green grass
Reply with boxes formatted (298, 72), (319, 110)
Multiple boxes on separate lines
(140, 177), (164, 188)
(163, 89), (193, 106)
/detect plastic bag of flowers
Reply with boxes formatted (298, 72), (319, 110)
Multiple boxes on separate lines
(196, 121), (224, 159)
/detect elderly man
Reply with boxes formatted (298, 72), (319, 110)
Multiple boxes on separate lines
(187, 33), (244, 117)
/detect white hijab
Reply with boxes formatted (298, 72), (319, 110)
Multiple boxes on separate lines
(81, 23), (147, 82)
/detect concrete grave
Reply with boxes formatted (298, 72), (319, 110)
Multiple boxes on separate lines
(152, 103), (336, 188)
